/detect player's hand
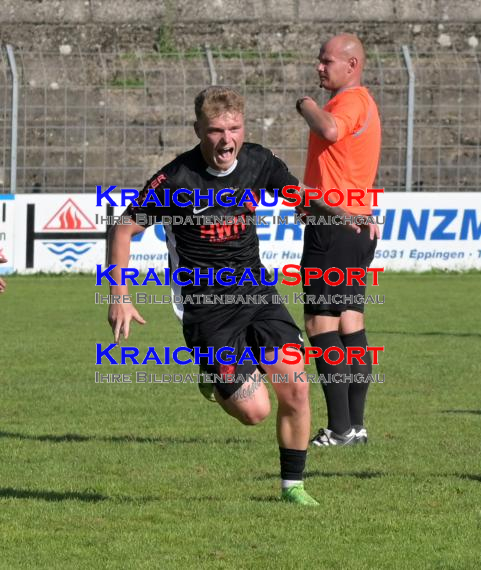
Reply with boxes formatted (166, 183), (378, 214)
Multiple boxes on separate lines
(295, 205), (308, 224)
(368, 222), (381, 240)
(343, 216), (361, 234)
(108, 303), (146, 344)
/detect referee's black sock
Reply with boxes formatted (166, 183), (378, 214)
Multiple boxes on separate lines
(279, 447), (306, 485)
(341, 329), (371, 429)
(308, 331), (351, 435)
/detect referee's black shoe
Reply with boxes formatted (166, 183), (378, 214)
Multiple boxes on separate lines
(310, 428), (356, 447)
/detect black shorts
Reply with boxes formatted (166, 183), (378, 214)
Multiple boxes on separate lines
(182, 289), (304, 399)
(301, 223), (377, 315)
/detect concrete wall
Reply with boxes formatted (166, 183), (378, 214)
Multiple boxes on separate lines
(2, 1), (481, 24)
(1, 1), (480, 193)
(0, 1), (480, 51)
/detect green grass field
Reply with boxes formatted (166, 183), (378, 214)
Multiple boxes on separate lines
(1, 273), (480, 569)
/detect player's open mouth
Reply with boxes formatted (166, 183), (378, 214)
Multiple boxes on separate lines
(217, 147), (234, 161)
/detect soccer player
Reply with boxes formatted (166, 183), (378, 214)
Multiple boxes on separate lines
(296, 34), (381, 446)
(106, 86), (319, 505)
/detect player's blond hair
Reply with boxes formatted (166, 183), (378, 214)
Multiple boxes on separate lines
(194, 86), (245, 120)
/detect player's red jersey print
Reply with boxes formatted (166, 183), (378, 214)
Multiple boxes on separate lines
(200, 214), (247, 243)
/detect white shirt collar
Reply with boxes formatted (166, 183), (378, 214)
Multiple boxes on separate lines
(206, 160), (238, 177)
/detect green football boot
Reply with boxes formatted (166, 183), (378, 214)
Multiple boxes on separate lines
(198, 378), (216, 402)
(281, 483), (319, 506)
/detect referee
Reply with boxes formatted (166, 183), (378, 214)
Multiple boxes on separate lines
(296, 34), (381, 446)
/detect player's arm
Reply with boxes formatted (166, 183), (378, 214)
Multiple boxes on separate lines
(0, 253), (7, 292)
(107, 221), (147, 343)
(297, 184), (345, 218)
(299, 186), (379, 239)
(296, 97), (338, 142)
(283, 184), (361, 233)
(297, 184), (361, 234)
(107, 170), (171, 341)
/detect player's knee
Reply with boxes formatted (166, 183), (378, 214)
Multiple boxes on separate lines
(238, 400), (271, 426)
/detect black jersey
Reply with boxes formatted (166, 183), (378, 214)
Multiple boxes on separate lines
(127, 143), (298, 321)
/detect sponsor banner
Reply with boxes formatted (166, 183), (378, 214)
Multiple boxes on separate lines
(10, 192), (481, 273)
(14, 195), (112, 273)
(121, 193), (481, 271)
(372, 193), (481, 270)
(0, 195), (15, 274)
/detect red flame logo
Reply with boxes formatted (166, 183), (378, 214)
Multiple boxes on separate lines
(43, 199), (96, 231)
(58, 207), (83, 229)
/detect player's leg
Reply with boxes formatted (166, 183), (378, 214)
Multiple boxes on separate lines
(245, 302), (318, 505)
(184, 315), (271, 423)
(262, 351), (318, 505)
(263, 353), (310, 448)
(211, 353), (317, 505)
(214, 371), (271, 426)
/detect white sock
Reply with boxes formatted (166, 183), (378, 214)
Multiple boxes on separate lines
(281, 479), (302, 490)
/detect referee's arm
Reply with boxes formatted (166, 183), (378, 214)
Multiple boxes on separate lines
(296, 96), (338, 142)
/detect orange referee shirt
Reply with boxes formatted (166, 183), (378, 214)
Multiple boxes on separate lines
(303, 86), (381, 215)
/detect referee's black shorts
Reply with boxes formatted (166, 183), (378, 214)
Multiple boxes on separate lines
(182, 288), (304, 399)
(301, 223), (377, 315)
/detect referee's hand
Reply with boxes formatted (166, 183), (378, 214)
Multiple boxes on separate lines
(368, 221), (381, 240)
(347, 217), (380, 240)
(108, 303), (146, 344)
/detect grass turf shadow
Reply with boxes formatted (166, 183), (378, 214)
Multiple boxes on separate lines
(441, 410), (481, 415)
(457, 474), (481, 482)
(0, 487), (108, 502)
(371, 330), (481, 339)
(0, 431), (250, 445)
(254, 470), (385, 481)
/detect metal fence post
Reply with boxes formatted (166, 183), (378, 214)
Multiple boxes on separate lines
(402, 45), (415, 192)
(204, 45), (217, 85)
(5, 45), (18, 195)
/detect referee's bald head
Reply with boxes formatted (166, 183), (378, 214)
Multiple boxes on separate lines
(323, 34), (365, 71)
(317, 33), (365, 91)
